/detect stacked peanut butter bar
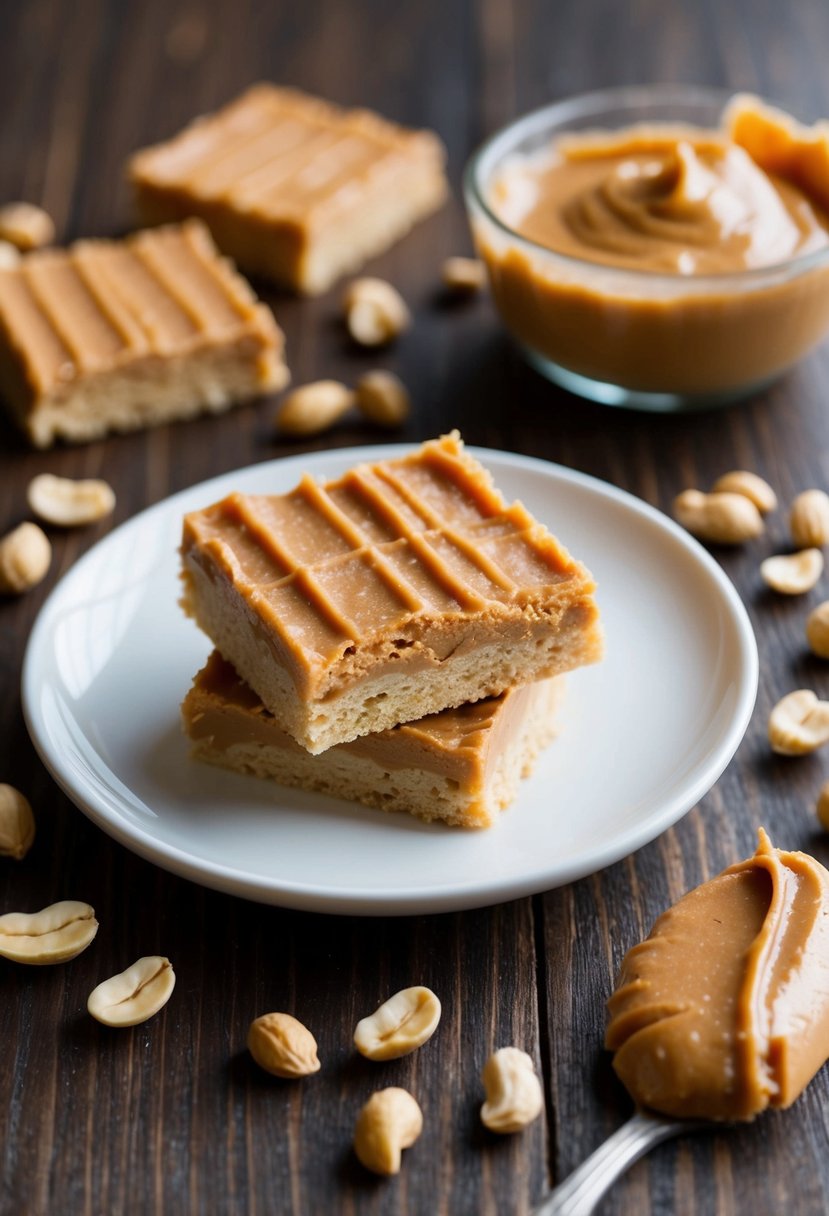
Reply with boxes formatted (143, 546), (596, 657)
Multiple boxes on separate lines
(180, 433), (603, 827)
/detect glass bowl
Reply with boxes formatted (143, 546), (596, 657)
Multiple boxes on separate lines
(463, 85), (829, 412)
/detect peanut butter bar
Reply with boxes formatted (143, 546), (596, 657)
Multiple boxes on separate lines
(181, 432), (603, 753)
(182, 651), (564, 828)
(128, 84), (448, 294)
(0, 219), (288, 447)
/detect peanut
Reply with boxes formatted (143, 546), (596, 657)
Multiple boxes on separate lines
(0, 900), (98, 964)
(0, 522), (51, 594)
(441, 256), (486, 294)
(790, 490), (829, 548)
(0, 785), (35, 860)
(354, 986), (441, 1061)
(276, 380), (355, 436)
(817, 780), (829, 831)
(760, 549), (823, 595)
(27, 473), (115, 527)
(673, 489), (764, 545)
(768, 689), (829, 755)
(247, 1012), (321, 1078)
(0, 202), (54, 251)
(806, 601), (829, 658)
(353, 1088), (423, 1176)
(480, 1047), (544, 1134)
(343, 278), (410, 347)
(711, 470), (777, 514)
(0, 240), (21, 269)
(355, 370), (410, 428)
(88, 956), (175, 1026)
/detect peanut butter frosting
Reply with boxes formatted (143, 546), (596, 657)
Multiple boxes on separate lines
(606, 830), (829, 1121)
(130, 84), (445, 229)
(0, 219), (281, 398)
(181, 432), (600, 701)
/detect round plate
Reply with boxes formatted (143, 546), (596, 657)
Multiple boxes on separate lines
(22, 445), (758, 915)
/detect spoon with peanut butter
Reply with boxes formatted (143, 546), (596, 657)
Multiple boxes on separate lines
(533, 830), (829, 1215)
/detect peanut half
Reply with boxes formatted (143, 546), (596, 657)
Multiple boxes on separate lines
(0, 900), (98, 964)
(0, 201), (55, 251)
(0, 785), (35, 860)
(355, 370), (411, 428)
(760, 549), (823, 595)
(88, 956), (175, 1027)
(711, 470), (777, 514)
(27, 473), (115, 527)
(0, 522), (51, 594)
(790, 489), (829, 548)
(817, 780), (829, 831)
(247, 1011), (321, 1078)
(480, 1047), (544, 1134)
(343, 278), (410, 347)
(354, 986), (441, 1061)
(276, 380), (355, 437)
(353, 1088), (423, 1176)
(673, 489), (764, 545)
(0, 240), (21, 269)
(441, 256), (486, 294)
(806, 601), (829, 658)
(768, 689), (829, 755)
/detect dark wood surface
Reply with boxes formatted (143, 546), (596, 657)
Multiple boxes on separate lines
(3, 1), (829, 1212)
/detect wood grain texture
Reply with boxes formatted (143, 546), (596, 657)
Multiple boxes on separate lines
(3, 0), (829, 1212)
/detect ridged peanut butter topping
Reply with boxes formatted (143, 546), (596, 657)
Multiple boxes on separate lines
(183, 650), (559, 789)
(606, 829), (829, 1121)
(129, 84), (444, 227)
(182, 433), (593, 681)
(0, 220), (280, 398)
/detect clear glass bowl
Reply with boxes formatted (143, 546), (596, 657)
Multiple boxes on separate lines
(463, 85), (829, 412)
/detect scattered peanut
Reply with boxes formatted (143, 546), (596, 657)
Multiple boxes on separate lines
(0, 900), (98, 964)
(353, 1088), (423, 1176)
(711, 470), (777, 514)
(276, 380), (355, 436)
(480, 1047), (544, 1134)
(0, 785), (35, 860)
(817, 780), (829, 831)
(88, 956), (175, 1027)
(0, 202), (54, 251)
(673, 489), (764, 545)
(760, 549), (823, 595)
(0, 522), (51, 594)
(355, 370), (410, 428)
(768, 689), (829, 755)
(790, 489), (829, 548)
(27, 473), (116, 527)
(0, 240), (21, 269)
(806, 601), (829, 658)
(343, 278), (410, 347)
(354, 986), (441, 1061)
(441, 256), (486, 294)
(247, 1011), (321, 1078)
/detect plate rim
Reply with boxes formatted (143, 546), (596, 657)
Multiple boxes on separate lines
(22, 442), (759, 915)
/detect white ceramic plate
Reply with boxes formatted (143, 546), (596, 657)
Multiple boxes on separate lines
(23, 445), (757, 915)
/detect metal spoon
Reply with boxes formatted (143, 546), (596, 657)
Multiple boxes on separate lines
(532, 1111), (708, 1216)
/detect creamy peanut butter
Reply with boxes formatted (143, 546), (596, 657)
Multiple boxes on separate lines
(606, 830), (829, 1121)
(476, 95), (829, 398)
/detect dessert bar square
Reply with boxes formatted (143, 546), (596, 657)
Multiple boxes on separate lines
(128, 84), (448, 294)
(182, 651), (564, 829)
(0, 219), (288, 447)
(180, 432), (602, 753)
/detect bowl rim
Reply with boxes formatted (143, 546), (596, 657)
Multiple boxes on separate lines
(462, 82), (829, 287)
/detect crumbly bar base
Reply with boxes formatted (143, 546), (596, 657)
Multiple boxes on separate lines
(183, 673), (563, 828)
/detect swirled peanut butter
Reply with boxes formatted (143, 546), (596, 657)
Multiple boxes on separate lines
(477, 96), (829, 397)
(605, 830), (829, 1121)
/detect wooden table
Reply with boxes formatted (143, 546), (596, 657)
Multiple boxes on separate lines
(3, 1), (829, 1211)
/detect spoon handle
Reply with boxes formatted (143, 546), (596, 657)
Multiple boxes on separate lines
(532, 1112), (686, 1216)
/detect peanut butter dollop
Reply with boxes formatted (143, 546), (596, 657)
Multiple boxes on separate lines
(606, 830), (829, 1121)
